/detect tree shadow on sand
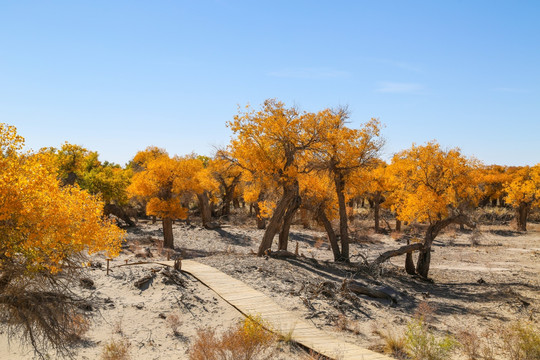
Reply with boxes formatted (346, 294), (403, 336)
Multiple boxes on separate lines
(211, 228), (252, 247)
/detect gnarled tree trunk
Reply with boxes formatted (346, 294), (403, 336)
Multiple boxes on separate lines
(405, 238), (416, 274)
(416, 214), (475, 278)
(317, 207), (341, 261)
(257, 182), (299, 256)
(278, 194), (301, 250)
(334, 174), (349, 262)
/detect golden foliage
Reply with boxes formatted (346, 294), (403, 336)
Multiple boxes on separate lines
(389, 142), (480, 224)
(0, 123), (123, 275)
(504, 165), (540, 208)
(128, 154), (187, 219)
(128, 152), (219, 219)
(227, 99), (328, 186)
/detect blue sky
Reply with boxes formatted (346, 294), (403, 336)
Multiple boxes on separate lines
(1, 1), (538, 166)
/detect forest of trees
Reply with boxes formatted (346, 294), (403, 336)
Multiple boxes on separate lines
(1, 100), (539, 356)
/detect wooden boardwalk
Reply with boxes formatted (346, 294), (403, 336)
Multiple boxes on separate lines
(173, 259), (393, 360)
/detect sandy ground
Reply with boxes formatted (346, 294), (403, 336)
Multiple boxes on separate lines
(1, 213), (539, 359)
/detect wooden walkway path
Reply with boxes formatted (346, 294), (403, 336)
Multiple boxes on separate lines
(171, 260), (392, 360)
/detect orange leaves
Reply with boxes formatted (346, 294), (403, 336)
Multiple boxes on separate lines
(128, 152), (218, 220)
(314, 114), (383, 177)
(389, 142), (480, 224)
(0, 124), (124, 275)
(226, 99), (327, 185)
(0, 123), (24, 154)
(504, 165), (540, 208)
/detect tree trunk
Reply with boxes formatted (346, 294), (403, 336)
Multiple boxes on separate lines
(152, 215), (156, 224)
(395, 218), (402, 232)
(318, 207), (341, 261)
(278, 195), (301, 251)
(516, 202), (530, 231)
(197, 192), (213, 229)
(405, 239), (416, 275)
(253, 202), (266, 229)
(163, 217), (174, 249)
(62, 171), (78, 186)
(415, 215), (473, 278)
(334, 174), (350, 262)
(257, 182), (298, 256)
(220, 176), (240, 219)
(373, 195), (381, 233)
(300, 208), (310, 229)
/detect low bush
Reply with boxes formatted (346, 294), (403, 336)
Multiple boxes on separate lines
(101, 338), (130, 360)
(189, 316), (276, 360)
(501, 320), (540, 360)
(405, 318), (457, 360)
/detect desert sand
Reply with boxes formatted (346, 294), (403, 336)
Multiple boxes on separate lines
(1, 212), (538, 359)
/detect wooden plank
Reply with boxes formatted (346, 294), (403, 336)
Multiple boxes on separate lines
(165, 260), (393, 360)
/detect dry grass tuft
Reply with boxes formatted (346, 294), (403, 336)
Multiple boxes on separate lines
(189, 316), (276, 360)
(166, 314), (182, 336)
(379, 330), (408, 359)
(313, 237), (325, 250)
(101, 337), (131, 360)
(335, 314), (349, 332)
(501, 320), (540, 360)
(457, 329), (481, 359)
(414, 301), (436, 323)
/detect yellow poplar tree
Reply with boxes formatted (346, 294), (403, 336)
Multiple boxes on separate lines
(227, 99), (327, 255)
(349, 160), (391, 233)
(0, 124), (123, 356)
(128, 154), (188, 248)
(176, 154), (220, 229)
(504, 165), (540, 231)
(313, 109), (383, 262)
(209, 154), (242, 218)
(299, 172), (342, 260)
(476, 165), (513, 207)
(389, 142), (480, 278)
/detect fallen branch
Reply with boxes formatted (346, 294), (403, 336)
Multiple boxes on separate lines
(267, 250), (297, 259)
(134, 274), (155, 289)
(341, 280), (396, 303)
(371, 243), (423, 267)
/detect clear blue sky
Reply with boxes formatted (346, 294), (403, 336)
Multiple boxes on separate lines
(2, 1), (538, 166)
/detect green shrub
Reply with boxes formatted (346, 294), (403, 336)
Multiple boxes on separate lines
(502, 320), (540, 360)
(405, 318), (457, 360)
